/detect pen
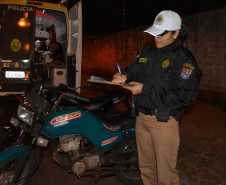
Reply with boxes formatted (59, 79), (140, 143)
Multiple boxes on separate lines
(117, 62), (121, 74)
(117, 62), (124, 83)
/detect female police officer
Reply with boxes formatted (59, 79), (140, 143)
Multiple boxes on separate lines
(112, 10), (202, 185)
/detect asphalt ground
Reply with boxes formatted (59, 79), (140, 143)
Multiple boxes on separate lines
(0, 73), (225, 184)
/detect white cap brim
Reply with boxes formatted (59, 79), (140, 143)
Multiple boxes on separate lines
(144, 26), (165, 37)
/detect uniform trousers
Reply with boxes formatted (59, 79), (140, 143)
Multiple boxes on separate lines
(135, 112), (180, 185)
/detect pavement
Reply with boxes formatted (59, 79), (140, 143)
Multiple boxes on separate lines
(0, 73), (226, 185)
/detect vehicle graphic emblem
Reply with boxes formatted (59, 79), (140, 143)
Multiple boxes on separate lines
(10, 38), (21, 52)
(50, 111), (83, 125)
(101, 136), (118, 146)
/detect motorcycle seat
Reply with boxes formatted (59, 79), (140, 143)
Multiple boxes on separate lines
(98, 111), (136, 133)
(79, 91), (129, 111)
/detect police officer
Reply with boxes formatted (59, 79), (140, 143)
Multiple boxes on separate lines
(42, 39), (63, 78)
(34, 40), (44, 64)
(112, 10), (202, 185)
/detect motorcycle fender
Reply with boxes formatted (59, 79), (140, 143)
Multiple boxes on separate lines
(0, 145), (36, 165)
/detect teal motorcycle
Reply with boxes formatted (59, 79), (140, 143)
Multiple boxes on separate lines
(0, 78), (141, 185)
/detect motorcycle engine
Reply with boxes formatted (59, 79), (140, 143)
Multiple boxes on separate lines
(72, 155), (100, 175)
(59, 136), (100, 175)
(59, 136), (80, 154)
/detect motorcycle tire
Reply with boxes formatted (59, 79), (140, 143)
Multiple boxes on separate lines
(0, 155), (35, 185)
(114, 135), (142, 185)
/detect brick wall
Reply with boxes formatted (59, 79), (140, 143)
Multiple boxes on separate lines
(82, 7), (226, 104)
(183, 8), (226, 104)
(82, 27), (152, 77)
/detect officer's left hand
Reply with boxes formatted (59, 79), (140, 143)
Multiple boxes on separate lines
(122, 82), (143, 95)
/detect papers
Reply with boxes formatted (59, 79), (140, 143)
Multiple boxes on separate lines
(87, 76), (134, 87)
(42, 51), (50, 55)
(87, 79), (134, 86)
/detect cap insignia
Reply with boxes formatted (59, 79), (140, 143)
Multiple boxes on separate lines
(155, 15), (164, 26)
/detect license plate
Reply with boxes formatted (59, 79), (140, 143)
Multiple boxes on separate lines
(5, 71), (25, 78)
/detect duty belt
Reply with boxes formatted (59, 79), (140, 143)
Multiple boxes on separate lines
(137, 107), (184, 122)
(137, 107), (157, 116)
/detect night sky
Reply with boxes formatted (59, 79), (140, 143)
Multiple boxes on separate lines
(38, 0), (226, 36)
(81, 0), (226, 36)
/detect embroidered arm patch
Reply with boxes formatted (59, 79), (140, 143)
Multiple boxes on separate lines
(180, 63), (194, 80)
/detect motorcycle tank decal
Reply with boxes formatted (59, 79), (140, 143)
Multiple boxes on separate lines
(42, 107), (107, 138)
(89, 131), (124, 150)
(49, 111), (83, 125)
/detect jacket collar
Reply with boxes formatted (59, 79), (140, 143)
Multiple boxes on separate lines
(155, 39), (181, 52)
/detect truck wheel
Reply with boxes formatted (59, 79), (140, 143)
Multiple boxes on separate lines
(114, 134), (142, 185)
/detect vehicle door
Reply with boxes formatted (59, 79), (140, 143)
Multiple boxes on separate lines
(67, 1), (82, 92)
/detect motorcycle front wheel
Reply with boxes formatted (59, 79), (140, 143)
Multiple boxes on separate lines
(0, 156), (35, 185)
(114, 134), (142, 185)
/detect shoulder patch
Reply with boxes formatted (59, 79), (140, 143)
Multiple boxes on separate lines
(162, 59), (170, 68)
(183, 63), (194, 70)
(181, 67), (193, 80)
(139, 58), (148, 63)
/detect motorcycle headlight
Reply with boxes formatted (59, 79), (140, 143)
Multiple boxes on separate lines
(17, 105), (34, 125)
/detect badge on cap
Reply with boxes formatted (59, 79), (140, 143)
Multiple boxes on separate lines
(10, 38), (21, 52)
(138, 58), (148, 63)
(162, 59), (170, 68)
(155, 15), (164, 26)
(181, 66), (193, 80)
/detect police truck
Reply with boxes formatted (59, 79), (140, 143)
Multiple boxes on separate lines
(0, 0), (82, 96)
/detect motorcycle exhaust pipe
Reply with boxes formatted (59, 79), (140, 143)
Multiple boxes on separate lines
(99, 161), (138, 167)
(98, 162), (120, 167)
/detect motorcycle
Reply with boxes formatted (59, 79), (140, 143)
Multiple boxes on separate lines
(0, 77), (141, 185)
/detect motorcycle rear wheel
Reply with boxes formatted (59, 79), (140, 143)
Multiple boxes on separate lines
(114, 135), (142, 185)
(0, 156), (35, 185)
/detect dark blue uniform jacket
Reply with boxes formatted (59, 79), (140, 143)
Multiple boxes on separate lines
(122, 39), (202, 110)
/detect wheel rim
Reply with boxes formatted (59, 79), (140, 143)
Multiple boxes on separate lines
(120, 159), (141, 180)
(0, 158), (30, 185)
(0, 171), (15, 185)
(120, 139), (141, 181)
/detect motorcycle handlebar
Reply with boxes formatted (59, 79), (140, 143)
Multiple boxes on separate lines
(63, 90), (90, 104)
(58, 83), (90, 104)
(74, 95), (90, 104)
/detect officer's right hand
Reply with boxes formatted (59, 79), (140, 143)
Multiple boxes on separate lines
(112, 73), (127, 84)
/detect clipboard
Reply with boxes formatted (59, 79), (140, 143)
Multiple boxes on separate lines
(87, 76), (134, 87)
(87, 79), (134, 86)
